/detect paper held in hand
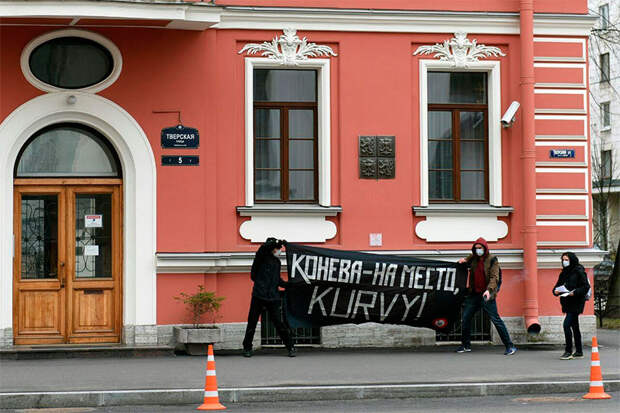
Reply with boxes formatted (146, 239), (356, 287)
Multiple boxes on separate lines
(554, 285), (573, 297)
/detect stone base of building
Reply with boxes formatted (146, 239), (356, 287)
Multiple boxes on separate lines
(495, 315), (596, 346)
(320, 322), (436, 348)
(0, 328), (13, 347)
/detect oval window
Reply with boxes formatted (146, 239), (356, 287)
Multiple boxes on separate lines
(16, 123), (121, 178)
(28, 37), (114, 89)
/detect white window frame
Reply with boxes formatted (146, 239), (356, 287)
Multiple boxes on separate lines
(419, 59), (502, 207)
(20, 29), (122, 94)
(244, 58), (331, 207)
(601, 101), (611, 129)
(599, 4), (609, 30)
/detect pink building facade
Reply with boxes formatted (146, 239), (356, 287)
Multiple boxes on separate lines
(0, 0), (604, 348)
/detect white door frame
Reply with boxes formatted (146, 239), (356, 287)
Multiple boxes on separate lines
(0, 92), (157, 345)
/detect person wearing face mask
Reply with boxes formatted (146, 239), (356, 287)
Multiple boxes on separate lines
(552, 252), (590, 360)
(456, 237), (517, 355)
(242, 237), (296, 358)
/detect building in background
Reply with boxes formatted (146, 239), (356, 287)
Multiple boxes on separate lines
(0, 0), (604, 349)
(589, 0), (620, 255)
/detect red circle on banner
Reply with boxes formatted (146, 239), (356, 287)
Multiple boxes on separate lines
(433, 318), (448, 329)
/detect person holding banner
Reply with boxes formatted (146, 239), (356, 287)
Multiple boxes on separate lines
(552, 252), (589, 360)
(242, 237), (296, 358)
(457, 238), (517, 355)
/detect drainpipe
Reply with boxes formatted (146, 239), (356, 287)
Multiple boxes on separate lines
(520, 0), (541, 334)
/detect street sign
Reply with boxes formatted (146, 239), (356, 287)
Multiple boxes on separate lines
(161, 125), (199, 148)
(549, 149), (575, 158)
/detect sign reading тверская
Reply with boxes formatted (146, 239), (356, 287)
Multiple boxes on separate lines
(161, 125), (199, 148)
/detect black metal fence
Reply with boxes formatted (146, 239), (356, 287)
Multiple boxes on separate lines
(436, 307), (491, 342)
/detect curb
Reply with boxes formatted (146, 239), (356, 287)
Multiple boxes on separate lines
(2, 380), (619, 409)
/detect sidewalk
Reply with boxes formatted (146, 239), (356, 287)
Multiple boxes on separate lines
(1, 329), (619, 409)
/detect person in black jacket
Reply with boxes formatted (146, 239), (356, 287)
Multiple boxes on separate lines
(552, 252), (590, 360)
(242, 237), (296, 357)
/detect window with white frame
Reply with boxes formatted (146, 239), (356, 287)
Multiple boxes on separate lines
(602, 150), (612, 179)
(601, 101), (611, 129)
(600, 53), (610, 83)
(599, 4), (609, 30)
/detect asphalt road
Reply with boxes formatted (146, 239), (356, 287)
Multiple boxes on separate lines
(3, 392), (619, 413)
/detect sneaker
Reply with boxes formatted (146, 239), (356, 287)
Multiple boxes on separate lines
(456, 345), (471, 353)
(572, 352), (584, 359)
(242, 350), (252, 358)
(287, 347), (297, 358)
(560, 352), (573, 360)
(504, 346), (517, 356)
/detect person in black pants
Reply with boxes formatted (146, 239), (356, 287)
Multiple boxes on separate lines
(242, 237), (296, 357)
(553, 252), (590, 360)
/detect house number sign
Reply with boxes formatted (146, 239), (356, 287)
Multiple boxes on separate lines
(162, 155), (199, 166)
(161, 124), (199, 148)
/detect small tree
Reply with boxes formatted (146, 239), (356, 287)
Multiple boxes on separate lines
(174, 285), (225, 328)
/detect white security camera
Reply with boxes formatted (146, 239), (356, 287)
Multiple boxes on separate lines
(501, 101), (520, 128)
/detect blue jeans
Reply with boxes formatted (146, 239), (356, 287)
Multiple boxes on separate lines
(563, 312), (582, 353)
(461, 293), (513, 349)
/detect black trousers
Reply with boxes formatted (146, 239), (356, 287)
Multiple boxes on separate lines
(242, 296), (293, 351)
(563, 312), (582, 353)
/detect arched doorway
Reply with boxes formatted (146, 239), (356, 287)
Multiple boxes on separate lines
(13, 123), (123, 344)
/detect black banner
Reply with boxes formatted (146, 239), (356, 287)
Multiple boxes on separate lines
(284, 244), (468, 331)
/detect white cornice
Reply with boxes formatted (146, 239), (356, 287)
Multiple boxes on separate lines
(156, 248), (606, 273)
(0, 2), (596, 36)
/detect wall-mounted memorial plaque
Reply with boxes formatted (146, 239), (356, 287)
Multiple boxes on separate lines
(162, 155), (199, 166)
(161, 124), (199, 148)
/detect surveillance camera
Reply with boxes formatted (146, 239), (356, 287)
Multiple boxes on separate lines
(501, 101), (520, 128)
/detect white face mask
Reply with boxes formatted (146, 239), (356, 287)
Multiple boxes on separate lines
(273, 250), (280, 257)
(475, 248), (485, 256)
(562, 260), (570, 268)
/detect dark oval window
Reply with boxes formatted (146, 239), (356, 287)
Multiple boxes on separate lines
(16, 123), (121, 177)
(29, 37), (114, 89)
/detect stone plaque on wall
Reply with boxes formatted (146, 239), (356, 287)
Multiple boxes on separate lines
(359, 136), (395, 179)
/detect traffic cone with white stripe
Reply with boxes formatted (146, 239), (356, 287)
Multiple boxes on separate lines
(197, 344), (226, 410)
(583, 336), (612, 400)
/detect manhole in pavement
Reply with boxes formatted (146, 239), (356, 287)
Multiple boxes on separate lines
(513, 396), (582, 403)
(17, 409), (96, 413)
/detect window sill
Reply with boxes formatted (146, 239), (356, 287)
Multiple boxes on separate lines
(237, 204), (342, 217)
(413, 204), (514, 217)
(600, 127), (611, 132)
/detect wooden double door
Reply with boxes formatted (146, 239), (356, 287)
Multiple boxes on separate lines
(13, 181), (122, 345)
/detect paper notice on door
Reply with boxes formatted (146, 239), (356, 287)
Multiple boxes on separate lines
(85, 214), (103, 228)
(84, 245), (99, 256)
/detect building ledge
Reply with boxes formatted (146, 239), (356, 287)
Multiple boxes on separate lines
(413, 204), (514, 216)
(236, 204), (342, 217)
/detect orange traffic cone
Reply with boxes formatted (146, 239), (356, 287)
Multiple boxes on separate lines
(583, 336), (612, 400)
(197, 344), (226, 410)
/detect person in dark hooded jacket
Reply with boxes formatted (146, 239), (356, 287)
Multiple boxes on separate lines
(553, 252), (590, 360)
(456, 237), (517, 355)
(242, 237), (296, 357)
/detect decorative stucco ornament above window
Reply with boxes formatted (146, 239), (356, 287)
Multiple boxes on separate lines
(413, 32), (505, 68)
(238, 28), (337, 66)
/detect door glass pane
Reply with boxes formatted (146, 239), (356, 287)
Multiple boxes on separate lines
(460, 141), (485, 169)
(256, 140), (280, 168)
(255, 170), (281, 200)
(75, 194), (112, 278)
(428, 111), (452, 139)
(428, 72), (487, 104)
(255, 109), (280, 138)
(16, 124), (120, 177)
(289, 110), (314, 138)
(460, 171), (486, 200)
(289, 140), (314, 169)
(254, 69), (316, 102)
(429, 171), (453, 200)
(429, 141), (452, 169)
(460, 112), (485, 139)
(21, 195), (58, 279)
(289, 171), (314, 200)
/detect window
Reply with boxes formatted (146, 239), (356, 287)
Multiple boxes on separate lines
(600, 53), (610, 83)
(600, 4), (609, 30)
(602, 150), (612, 179)
(427, 72), (488, 203)
(16, 123), (121, 177)
(253, 69), (318, 202)
(601, 102), (611, 128)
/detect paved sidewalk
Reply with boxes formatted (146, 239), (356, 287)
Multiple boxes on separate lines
(1, 329), (618, 409)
